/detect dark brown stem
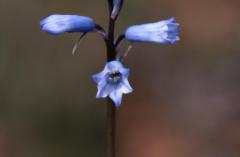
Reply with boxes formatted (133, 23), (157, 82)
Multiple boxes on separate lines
(107, 18), (116, 61)
(115, 34), (125, 48)
(107, 0), (113, 14)
(106, 3), (117, 157)
(106, 0), (126, 156)
(107, 98), (116, 157)
(106, 18), (116, 157)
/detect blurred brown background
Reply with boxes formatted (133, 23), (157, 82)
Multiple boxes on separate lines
(1, 0), (240, 157)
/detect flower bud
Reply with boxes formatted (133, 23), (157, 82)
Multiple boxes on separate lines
(40, 14), (96, 35)
(125, 17), (180, 44)
(111, 0), (122, 20)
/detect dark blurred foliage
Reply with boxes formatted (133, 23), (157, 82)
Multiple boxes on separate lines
(0, 0), (240, 157)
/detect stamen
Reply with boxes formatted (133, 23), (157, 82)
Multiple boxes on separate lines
(107, 71), (121, 83)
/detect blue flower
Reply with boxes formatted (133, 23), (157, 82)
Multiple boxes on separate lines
(40, 14), (96, 35)
(125, 17), (180, 44)
(92, 61), (133, 107)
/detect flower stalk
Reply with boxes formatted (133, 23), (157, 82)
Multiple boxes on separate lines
(107, 98), (116, 157)
(40, 0), (180, 157)
(106, 2), (116, 156)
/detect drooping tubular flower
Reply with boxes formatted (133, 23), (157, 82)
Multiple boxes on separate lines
(125, 17), (180, 44)
(40, 14), (96, 35)
(92, 61), (133, 107)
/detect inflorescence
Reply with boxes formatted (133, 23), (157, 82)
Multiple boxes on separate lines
(40, 0), (180, 107)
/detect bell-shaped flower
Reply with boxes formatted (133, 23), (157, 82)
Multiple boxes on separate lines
(92, 61), (133, 107)
(125, 17), (180, 44)
(40, 14), (96, 35)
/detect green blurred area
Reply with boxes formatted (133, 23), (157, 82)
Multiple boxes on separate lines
(0, 0), (240, 157)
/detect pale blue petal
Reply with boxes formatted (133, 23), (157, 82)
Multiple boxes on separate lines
(120, 68), (130, 78)
(92, 72), (105, 84)
(166, 34), (180, 44)
(40, 14), (96, 35)
(96, 81), (112, 98)
(107, 61), (124, 72)
(164, 17), (176, 23)
(92, 74), (101, 84)
(109, 86), (123, 107)
(167, 23), (180, 32)
(92, 64), (111, 83)
(120, 78), (133, 94)
(103, 63), (111, 73)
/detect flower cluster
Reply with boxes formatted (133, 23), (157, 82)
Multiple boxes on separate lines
(40, 0), (180, 107)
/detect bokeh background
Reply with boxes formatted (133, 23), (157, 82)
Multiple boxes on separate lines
(1, 0), (240, 157)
